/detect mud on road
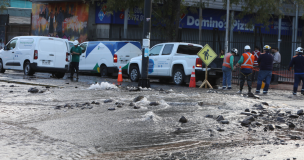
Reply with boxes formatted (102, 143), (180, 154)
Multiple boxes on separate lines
(0, 71), (303, 160)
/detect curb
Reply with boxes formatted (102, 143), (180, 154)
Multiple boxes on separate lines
(0, 79), (59, 88)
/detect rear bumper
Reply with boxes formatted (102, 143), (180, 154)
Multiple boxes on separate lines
(30, 63), (69, 73)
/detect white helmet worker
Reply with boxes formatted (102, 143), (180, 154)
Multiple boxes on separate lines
(295, 47), (303, 53)
(231, 48), (238, 55)
(244, 45), (251, 50)
(73, 40), (79, 46)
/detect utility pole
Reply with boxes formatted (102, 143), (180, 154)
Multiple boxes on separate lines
(199, 0), (202, 45)
(138, 0), (152, 88)
(224, 0), (230, 54)
(123, 8), (129, 39)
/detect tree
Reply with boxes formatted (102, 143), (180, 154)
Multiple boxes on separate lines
(227, 0), (304, 29)
(0, 0), (9, 13)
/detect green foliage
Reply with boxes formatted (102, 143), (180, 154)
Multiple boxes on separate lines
(227, 0), (304, 30)
(0, 0), (9, 13)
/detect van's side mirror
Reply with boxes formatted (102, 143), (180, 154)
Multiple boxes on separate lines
(4, 46), (8, 50)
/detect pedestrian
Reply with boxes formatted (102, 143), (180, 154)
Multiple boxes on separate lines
(235, 45), (255, 94)
(69, 40), (82, 80)
(219, 49), (225, 58)
(222, 48), (238, 90)
(271, 47), (281, 84)
(255, 45), (274, 95)
(288, 47), (304, 95)
(252, 46), (261, 81)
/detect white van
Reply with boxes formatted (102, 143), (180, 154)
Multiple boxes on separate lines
(0, 36), (69, 78)
(78, 41), (141, 76)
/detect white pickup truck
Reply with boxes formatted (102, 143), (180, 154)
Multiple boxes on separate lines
(128, 42), (223, 85)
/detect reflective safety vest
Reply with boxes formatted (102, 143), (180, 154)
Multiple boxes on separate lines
(241, 52), (254, 69)
(252, 50), (260, 66)
(222, 52), (232, 68)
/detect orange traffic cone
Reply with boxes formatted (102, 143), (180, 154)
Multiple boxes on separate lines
(189, 66), (196, 88)
(117, 66), (123, 83)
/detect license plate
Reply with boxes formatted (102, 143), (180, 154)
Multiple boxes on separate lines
(42, 60), (50, 65)
(209, 71), (216, 75)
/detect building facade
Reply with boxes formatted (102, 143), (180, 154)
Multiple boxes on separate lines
(30, 0), (304, 66)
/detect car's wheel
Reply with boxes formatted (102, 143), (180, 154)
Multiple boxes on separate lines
(0, 60), (5, 73)
(100, 65), (108, 77)
(172, 68), (185, 85)
(54, 72), (65, 79)
(129, 65), (140, 82)
(24, 61), (35, 76)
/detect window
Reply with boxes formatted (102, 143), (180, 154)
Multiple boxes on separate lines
(162, 44), (174, 55)
(7, 39), (18, 50)
(79, 43), (88, 53)
(149, 45), (163, 56)
(177, 45), (202, 55)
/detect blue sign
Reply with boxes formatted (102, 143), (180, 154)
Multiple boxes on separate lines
(95, 2), (112, 24)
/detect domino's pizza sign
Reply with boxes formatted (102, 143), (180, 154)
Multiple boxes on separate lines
(95, 3), (112, 24)
(98, 10), (106, 21)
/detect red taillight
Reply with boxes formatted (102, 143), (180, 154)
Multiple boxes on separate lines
(66, 52), (69, 62)
(34, 50), (38, 59)
(196, 58), (202, 67)
(113, 54), (117, 63)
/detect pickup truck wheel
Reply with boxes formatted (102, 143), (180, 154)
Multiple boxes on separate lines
(0, 60), (5, 73)
(130, 66), (140, 82)
(100, 65), (108, 77)
(172, 68), (185, 85)
(54, 72), (65, 79)
(24, 61), (35, 76)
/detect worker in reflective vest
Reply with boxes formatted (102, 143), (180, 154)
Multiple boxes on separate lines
(235, 45), (255, 94)
(222, 48), (238, 90)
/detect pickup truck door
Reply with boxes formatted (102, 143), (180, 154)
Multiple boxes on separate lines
(148, 44), (163, 76)
(157, 44), (174, 76)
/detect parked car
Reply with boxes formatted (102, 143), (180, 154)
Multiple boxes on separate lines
(128, 42), (223, 85)
(78, 41), (141, 76)
(0, 36), (69, 78)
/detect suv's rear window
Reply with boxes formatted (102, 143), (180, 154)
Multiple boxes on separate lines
(177, 45), (202, 55)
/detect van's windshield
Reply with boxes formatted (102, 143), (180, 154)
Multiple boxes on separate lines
(177, 45), (202, 55)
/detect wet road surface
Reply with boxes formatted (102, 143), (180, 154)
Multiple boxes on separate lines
(0, 70), (303, 160)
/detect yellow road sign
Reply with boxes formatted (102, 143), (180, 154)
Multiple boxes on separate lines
(197, 44), (217, 66)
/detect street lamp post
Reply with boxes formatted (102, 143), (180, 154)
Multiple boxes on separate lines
(224, 0), (230, 54)
(138, 0), (152, 88)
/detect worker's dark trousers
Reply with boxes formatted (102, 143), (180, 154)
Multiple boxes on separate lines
(240, 70), (253, 92)
(70, 62), (79, 78)
(293, 74), (304, 94)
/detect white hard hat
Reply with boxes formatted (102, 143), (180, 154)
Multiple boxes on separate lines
(231, 48), (238, 55)
(295, 47), (303, 53)
(73, 40), (79, 45)
(263, 45), (271, 50)
(244, 45), (251, 50)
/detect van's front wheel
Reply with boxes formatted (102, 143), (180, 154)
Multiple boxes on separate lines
(0, 60), (5, 73)
(24, 61), (35, 76)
